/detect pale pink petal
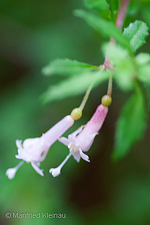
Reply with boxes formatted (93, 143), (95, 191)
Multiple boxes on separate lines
(16, 140), (23, 150)
(23, 138), (40, 149)
(75, 132), (98, 152)
(72, 151), (81, 162)
(15, 149), (31, 162)
(85, 105), (108, 134)
(79, 149), (90, 162)
(41, 134), (49, 148)
(68, 125), (84, 140)
(31, 161), (44, 176)
(59, 137), (70, 146)
(44, 115), (74, 146)
(83, 133), (98, 152)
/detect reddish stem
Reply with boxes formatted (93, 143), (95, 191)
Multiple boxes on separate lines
(104, 0), (130, 69)
(116, 0), (130, 30)
(104, 0), (130, 70)
(103, 0), (130, 96)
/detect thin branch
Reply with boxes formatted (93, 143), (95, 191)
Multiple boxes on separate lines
(103, 0), (130, 96)
(116, 0), (130, 30)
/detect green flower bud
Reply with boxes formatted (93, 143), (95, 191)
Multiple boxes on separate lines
(101, 95), (112, 107)
(71, 108), (82, 120)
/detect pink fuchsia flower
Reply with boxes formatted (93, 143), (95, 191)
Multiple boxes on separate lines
(6, 115), (74, 179)
(49, 104), (108, 177)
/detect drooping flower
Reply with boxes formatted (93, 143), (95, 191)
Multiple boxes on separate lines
(49, 104), (109, 177)
(6, 115), (74, 179)
(6, 86), (92, 179)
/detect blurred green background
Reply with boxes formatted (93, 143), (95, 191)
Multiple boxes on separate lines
(0, 0), (150, 225)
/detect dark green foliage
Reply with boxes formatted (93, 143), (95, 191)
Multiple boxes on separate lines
(113, 88), (147, 160)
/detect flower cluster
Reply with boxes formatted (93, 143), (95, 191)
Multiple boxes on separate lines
(6, 93), (112, 179)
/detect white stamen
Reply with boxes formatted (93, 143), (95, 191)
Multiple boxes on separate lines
(31, 161), (44, 176)
(6, 161), (24, 179)
(49, 153), (72, 177)
(49, 167), (61, 177)
(68, 142), (80, 153)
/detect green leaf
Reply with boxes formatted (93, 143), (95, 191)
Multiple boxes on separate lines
(136, 53), (150, 84)
(139, 83), (150, 115)
(42, 59), (99, 76)
(74, 10), (131, 51)
(112, 89), (147, 160)
(142, 8), (150, 27)
(136, 53), (150, 65)
(103, 43), (129, 64)
(106, 0), (118, 22)
(85, 0), (109, 11)
(138, 64), (150, 84)
(103, 44), (135, 91)
(123, 20), (149, 52)
(41, 70), (109, 103)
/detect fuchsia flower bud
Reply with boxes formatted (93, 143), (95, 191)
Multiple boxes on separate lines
(49, 104), (108, 177)
(6, 115), (74, 179)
